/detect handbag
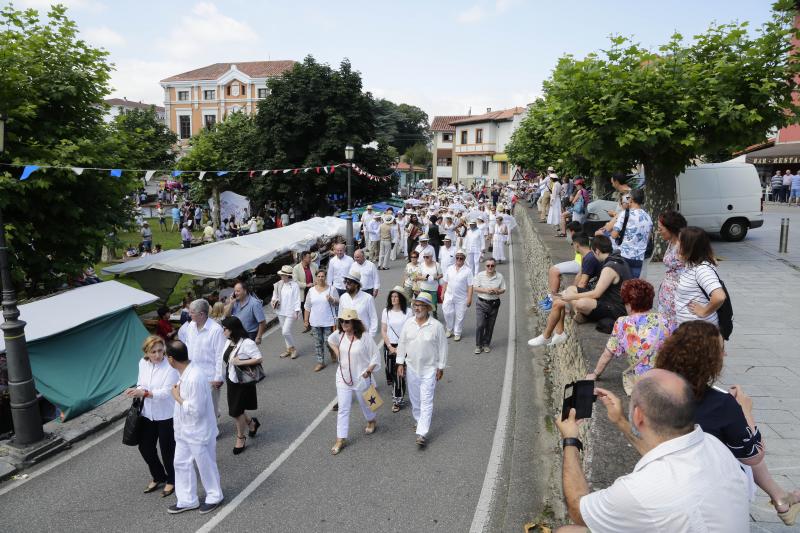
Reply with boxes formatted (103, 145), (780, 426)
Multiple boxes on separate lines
(361, 377), (384, 412)
(122, 397), (144, 446)
(235, 363), (266, 384)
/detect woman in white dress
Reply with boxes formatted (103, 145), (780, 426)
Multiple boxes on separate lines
(271, 265), (302, 359)
(492, 216), (509, 263)
(328, 308), (381, 455)
(546, 176), (562, 228)
(381, 287), (413, 412)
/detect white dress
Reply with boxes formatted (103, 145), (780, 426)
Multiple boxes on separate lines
(492, 224), (508, 261)
(546, 181), (562, 225)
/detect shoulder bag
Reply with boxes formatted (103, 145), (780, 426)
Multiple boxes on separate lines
(232, 341), (266, 384)
(697, 267), (734, 340)
(122, 397), (144, 446)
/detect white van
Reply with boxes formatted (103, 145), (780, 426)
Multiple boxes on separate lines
(584, 162), (764, 241)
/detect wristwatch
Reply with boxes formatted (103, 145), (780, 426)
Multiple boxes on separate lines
(562, 437), (583, 451)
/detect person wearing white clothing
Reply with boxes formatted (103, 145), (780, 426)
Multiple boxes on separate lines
(414, 235), (435, 260)
(360, 206), (375, 255)
(555, 369), (749, 532)
(492, 216), (509, 263)
(438, 236), (455, 274)
(271, 265), (302, 359)
(367, 217), (381, 261)
(441, 250), (474, 341)
(396, 292), (448, 447)
(166, 340), (223, 515)
(378, 214), (394, 269)
(463, 220), (484, 275)
(184, 299), (226, 419)
(338, 269), (379, 337)
(326, 243), (355, 297)
(351, 249), (380, 297)
(125, 335), (179, 498)
(328, 308), (381, 455)
(303, 270), (338, 372)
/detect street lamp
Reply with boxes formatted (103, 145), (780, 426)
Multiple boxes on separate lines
(344, 145), (355, 256)
(0, 113), (45, 445)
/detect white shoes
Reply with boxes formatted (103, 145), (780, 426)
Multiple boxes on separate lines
(549, 332), (568, 346)
(527, 332), (568, 347)
(445, 329), (453, 338)
(527, 334), (550, 347)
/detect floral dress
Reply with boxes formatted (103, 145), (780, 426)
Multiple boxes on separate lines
(657, 241), (685, 323)
(605, 312), (675, 375)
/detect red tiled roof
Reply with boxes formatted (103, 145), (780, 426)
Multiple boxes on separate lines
(449, 107), (526, 126)
(393, 162), (427, 172)
(431, 115), (470, 132)
(161, 61), (296, 82)
(104, 98), (164, 112)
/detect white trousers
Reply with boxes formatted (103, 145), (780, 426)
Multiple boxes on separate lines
(390, 241), (398, 261)
(467, 251), (481, 276)
(210, 383), (220, 418)
(492, 236), (506, 261)
(379, 239), (392, 268)
(407, 367), (437, 437)
(442, 297), (467, 335)
(278, 315), (296, 348)
(174, 438), (223, 508)
(336, 383), (377, 439)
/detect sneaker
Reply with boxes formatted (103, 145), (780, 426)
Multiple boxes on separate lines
(453, 335), (461, 342)
(445, 329), (453, 338)
(538, 296), (553, 311)
(415, 435), (427, 447)
(199, 500), (222, 515)
(527, 334), (550, 347)
(549, 332), (568, 346)
(168, 503), (199, 514)
(474, 346), (482, 354)
(483, 346), (491, 353)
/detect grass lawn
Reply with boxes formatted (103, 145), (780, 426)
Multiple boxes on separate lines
(95, 217), (199, 310)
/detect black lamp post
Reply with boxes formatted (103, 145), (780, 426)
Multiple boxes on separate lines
(0, 113), (45, 445)
(344, 145), (354, 255)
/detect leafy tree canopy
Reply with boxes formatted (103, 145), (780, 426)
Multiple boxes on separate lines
(373, 99), (430, 153)
(108, 107), (177, 171)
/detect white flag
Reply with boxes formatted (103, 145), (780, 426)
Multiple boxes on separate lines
(71, 167), (84, 175)
(261, 170), (268, 176)
(198, 171), (206, 181)
(144, 170), (156, 182)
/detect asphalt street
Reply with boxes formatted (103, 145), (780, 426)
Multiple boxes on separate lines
(0, 236), (521, 533)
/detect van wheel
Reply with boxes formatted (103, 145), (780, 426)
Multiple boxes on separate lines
(721, 219), (748, 242)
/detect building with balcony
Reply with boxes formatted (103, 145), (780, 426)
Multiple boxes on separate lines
(449, 106), (526, 187)
(430, 115), (469, 189)
(160, 60), (296, 144)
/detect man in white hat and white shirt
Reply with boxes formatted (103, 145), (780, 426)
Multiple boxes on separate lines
(183, 298), (226, 418)
(360, 205), (375, 255)
(396, 291), (447, 447)
(378, 213), (394, 269)
(338, 269), (378, 337)
(414, 234), (435, 259)
(351, 249), (380, 298)
(367, 215), (381, 261)
(327, 242), (354, 298)
(438, 235), (455, 274)
(464, 220), (484, 276)
(440, 249), (473, 341)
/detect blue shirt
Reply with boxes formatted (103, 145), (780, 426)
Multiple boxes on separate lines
(232, 294), (266, 333)
(792, 174), (800, 189)
(613, 208), (653, 261)
(171, 207), (180, 221)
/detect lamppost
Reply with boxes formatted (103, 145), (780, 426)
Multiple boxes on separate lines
(344, 144), (355, 256)
(0, 113), (44, 445)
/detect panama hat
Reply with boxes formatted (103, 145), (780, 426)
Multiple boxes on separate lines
(343, 269), (362, 284)
(413, 292), (435, 309)
(277, 265), (293, 276)
(442, 235), (452, 241)
(419, 234), (430, 242)
(455, 248), (467, 257)
(339, 308), (361, 321)
(383, 213), (394, 223)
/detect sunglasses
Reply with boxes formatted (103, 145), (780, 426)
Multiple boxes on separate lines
(456, 256), (465, 260)
(486, 264), (496, 268)
(341, 319), (352, 324)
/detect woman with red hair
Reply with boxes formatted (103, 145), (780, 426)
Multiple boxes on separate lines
(586, 279), (673, 384)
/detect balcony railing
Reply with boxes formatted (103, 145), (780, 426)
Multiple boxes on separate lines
(454, 143), (497, 154)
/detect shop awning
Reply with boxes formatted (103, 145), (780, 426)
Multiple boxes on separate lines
(745, 143), (800, 165)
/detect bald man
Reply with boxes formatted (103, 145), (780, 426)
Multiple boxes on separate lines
(555, 369), (749, 533)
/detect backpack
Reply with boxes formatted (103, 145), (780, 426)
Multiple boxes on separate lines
(698, 268), (734, 340)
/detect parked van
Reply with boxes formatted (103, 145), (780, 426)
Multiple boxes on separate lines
(584, 162), (763, 241)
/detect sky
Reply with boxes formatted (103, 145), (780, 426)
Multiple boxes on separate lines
(7, 0), (779, 120)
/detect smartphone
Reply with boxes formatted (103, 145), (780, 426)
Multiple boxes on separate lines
(561, 380), (597, 421)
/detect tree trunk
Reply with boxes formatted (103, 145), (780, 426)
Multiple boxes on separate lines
(644, 163), (678, 262)
(212, 185), (221, 230)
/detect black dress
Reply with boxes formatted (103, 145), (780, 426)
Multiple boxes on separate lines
(225, 342), (258, 417)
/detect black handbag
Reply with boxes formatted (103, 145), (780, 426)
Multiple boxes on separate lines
(122, 397), (144, 446)
(235, 362), (266, 384)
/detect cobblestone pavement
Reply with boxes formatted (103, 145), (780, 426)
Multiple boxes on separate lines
(645, 205), (800, 532)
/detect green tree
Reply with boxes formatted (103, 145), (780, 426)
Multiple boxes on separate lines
(373, 99), (430, 153)
(108, 107), (177, 170)
(0, 4), (139, 293)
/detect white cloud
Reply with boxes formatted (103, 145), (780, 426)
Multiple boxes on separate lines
(495, 0), (521, 14)
(83, 26), (125, 48)
(457, 5), (486, 24)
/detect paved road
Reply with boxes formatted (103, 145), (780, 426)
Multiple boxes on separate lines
(646, 204), (800, 532)
(0, 238), (525, 532)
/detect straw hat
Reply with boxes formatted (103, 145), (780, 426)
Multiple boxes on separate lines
(343, 269), (362, 284)
(419, 235), (430, 242)
(389, 285), (409, 300)
(277, 265), (293, 276)
(413, 292), (435, 309)
(339, 308), (361, 321)
(383, 214), (394, 223)
(455, 249), (467, 257)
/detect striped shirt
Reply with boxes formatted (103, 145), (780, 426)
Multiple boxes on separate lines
(674, 262), (722, 326)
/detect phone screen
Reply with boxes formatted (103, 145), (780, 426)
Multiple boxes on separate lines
(574, 380), (596, 420)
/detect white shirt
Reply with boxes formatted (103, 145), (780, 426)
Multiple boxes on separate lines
(443, 264), (473, 301)
(439, 245), (455, 274)
(367, 219), (381, 241)
(271, 279), (301, 317)
(184, 318), (226, 382)
(351, 260), (380, 291)
(382, 307), (413, 344)
(396, 316), (448, 378)
(338, 290), (379, 337)
(305, 285), (336, 327)
(418, 261), (441, 291)
(136, 357), (179, 421)
(328, 330), (381, 390)
(327, 254), (354, 291)
(414, 243), (435, 258)
(173, 362), (219, 445)
(580, 427), (749, 533)
(464, 228), (484, 252)
(224, 338), (263, 383)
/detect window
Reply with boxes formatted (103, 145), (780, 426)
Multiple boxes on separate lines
(442, 132), (453, 142)
(500, 162), (508, 175)
(230, 84), (240, 97)
(241, 83), (246, 95)
(258, 88), (268, 98)
(460, 130), (468, 144)
(476, 129), (483, 144)
(179, 115), (191, 139)
(481, 160), (489, 174)
(204, 114), (216, 130)
(177, 90), (189, 101)
(203, 90), (215, 100)
(437, 157), (453, 167)
(467, 161), (474, 174)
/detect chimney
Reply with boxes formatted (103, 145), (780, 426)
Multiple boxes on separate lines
(487, 107), (491, 113)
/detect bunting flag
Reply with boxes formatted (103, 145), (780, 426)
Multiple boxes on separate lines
(20, 165), (39, 180)
(197, 171), (206, 181)
(72, 167), (85, 175)
(261, 170), (268, 176)
(144, 170), (156, 182)
(110, 169), (122, 178)
(216, 171), (228, 176)
(249, 170), (256, 178)
(171, 170), (182, 177)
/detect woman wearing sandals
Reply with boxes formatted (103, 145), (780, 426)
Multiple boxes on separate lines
(327, 308), (381, 455)
(220, 316), (262, 455)
(381, 287), (413, 412)
(303, 269), (338, 372)
(125, 335), (179, 497)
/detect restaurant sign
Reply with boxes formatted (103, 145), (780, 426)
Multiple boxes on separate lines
(749, 156), (800, 165)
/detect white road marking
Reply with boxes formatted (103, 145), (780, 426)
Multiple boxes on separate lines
(469, 238), (516, 533)
(195, 397), (338, 533)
